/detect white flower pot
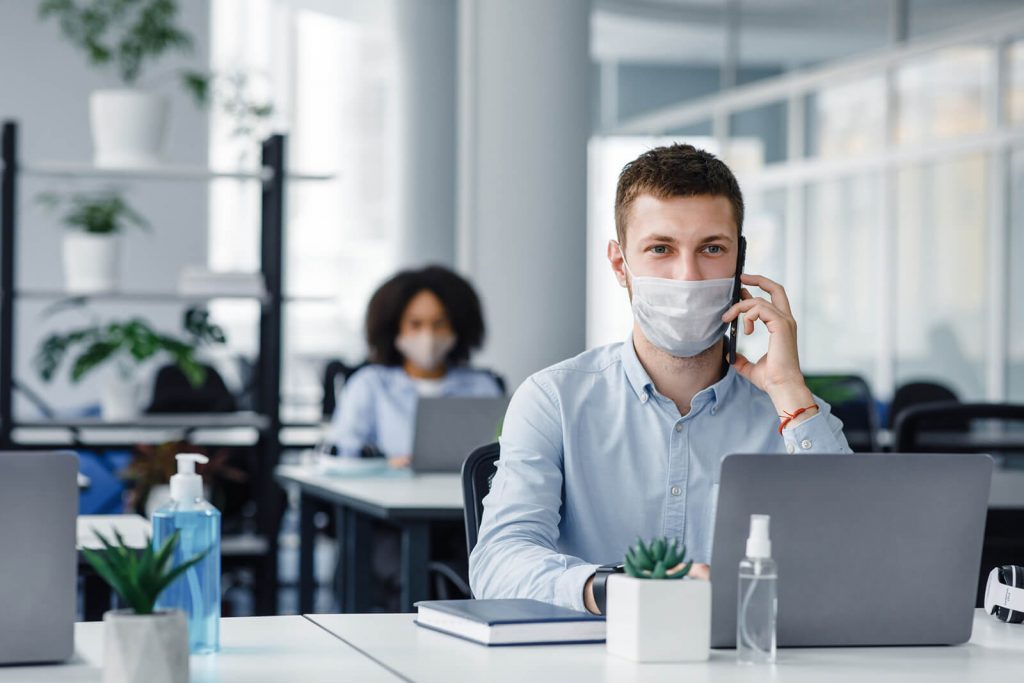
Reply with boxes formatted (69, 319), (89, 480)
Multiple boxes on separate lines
(103, 609), (188, 683)
(90, 89), (168, 168)
(63, 232), (120, 293)
(605, 575), (711, 662)
(101, 374), (140, 421)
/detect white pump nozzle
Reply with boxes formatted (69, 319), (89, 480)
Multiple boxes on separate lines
(745, 514), (772, 559)
(170, 453), (209, 503)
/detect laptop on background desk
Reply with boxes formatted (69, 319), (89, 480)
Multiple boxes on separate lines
(0, 451), (78, 664)
(411, 397), (510, 474)
(710, 452), (992, 648)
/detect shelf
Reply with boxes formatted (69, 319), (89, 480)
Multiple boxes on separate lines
(17, 289), (268, 304)
(14, 160), (335, 183)
(16, 411), (271, 430)
(15, 290), (339, 304)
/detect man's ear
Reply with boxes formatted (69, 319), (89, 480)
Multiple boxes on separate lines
(607, 240), (628, 289)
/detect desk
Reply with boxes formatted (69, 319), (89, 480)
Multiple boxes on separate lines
(307, 609), (1024, 683)
(274, 465), (463, 613)
(0, 616), (400, 682)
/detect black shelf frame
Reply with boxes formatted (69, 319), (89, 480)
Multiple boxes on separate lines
(0, 120), (286, 615)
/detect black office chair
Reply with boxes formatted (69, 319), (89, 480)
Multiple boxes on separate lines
(803, 374), (879, 451)
(462, 442), (500, 557)
(889, 381), (961, 430)
(893, 402), (1024, 606)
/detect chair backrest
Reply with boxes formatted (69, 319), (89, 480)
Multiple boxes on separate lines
(803, 373), (879, 451)
(893, 402), (1024, 453)
(321, 359), (368, 418)
(461, 442), (500, 557)
(889, 381), (960, 429)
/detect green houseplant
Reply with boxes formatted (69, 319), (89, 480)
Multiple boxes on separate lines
(606, 536), (710, 663)
(39, 190), (149, 293)
(83, 527), (207, 683)
(35, 307), (226, 419)
(38, 0), (205, 166)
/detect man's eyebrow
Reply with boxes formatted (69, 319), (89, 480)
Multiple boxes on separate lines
(697, 233), (735, 245)
(639, 234), (679, 244)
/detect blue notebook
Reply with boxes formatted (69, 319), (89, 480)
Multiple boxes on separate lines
(414, 599), (605, 646)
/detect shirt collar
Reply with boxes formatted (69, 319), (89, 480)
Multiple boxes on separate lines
(619, 332), (739, 408)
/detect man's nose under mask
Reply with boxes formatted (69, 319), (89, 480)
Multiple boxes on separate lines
(618, 244), (734, 358)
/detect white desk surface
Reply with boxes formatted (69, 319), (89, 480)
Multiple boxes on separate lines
(76, 515), (150, 550)
(307, 610), (1024, 683)
(275, 464), (463, 512)
(0, 616), (400, 682)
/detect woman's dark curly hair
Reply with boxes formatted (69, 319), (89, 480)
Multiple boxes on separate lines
(365, 265), (486, 367)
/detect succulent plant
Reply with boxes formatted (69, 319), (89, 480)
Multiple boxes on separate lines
(81, 528), (209, 614)
(624, 537), (693, 580)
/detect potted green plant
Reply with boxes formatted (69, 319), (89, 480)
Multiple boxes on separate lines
(34, 307), (226, 420)
(38, 0), (206, 167)
(605, 537), (710, 662)
(82, 528), (208, 683)
(38, 190), (149, 293)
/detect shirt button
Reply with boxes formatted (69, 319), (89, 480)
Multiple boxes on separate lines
(674, 424), (683, 433)
(670, 486), (682, 496)
(711, 406), (717, 416)
(800, 439), (813, 450)
(640, 392), (648, 403)
(786, 442), (796, 454)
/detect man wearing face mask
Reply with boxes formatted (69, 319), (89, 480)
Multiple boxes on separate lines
(469, 143), (851, 615)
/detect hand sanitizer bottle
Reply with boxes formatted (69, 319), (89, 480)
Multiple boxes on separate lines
(737, 514), (777, 664)
(153, 453), (221, 654)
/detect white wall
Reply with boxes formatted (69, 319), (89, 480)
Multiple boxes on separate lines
(0, 0), (211, 416)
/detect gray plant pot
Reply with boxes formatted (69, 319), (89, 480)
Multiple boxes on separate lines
(103, 609), (188, 683)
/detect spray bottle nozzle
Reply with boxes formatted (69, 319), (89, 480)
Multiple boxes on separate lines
(175, 453), (209, 475)
(746, 514), (772, 560)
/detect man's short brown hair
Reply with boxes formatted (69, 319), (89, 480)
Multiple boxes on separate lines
(614, 143), (744, 247)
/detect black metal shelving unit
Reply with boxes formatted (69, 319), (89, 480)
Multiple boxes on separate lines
(0, 120), (292, 615)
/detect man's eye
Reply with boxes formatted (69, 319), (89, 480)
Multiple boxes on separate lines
(649, 245), (669, 255)
(703, 245), (723, 255)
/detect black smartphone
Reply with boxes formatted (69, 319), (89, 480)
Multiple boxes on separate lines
(727, 236), (747, 365)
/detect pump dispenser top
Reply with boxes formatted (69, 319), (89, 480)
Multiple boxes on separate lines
(170, 453), (208, 503)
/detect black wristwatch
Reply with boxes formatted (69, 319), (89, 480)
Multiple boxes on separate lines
(591, 563), (625, 615)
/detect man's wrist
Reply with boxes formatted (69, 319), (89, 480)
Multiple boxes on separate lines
(767, 381), (818, 429)
(583, 574), (599, 614)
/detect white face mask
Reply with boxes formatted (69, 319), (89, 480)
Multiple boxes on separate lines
(395, 333), (456, 372)
(617, 242), (734, 358)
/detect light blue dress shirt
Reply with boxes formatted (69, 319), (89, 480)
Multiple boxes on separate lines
(327, 364), (503, 458)
(469, 335), (851, 612)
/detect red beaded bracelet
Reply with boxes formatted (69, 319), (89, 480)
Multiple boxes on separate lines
(778, 404), (818, 435)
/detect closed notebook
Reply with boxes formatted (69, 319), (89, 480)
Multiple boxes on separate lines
(414, 599), (606, 646)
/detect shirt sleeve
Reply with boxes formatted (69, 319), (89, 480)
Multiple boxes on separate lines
(325, 369), (377, 458)
(468, 375), (599, 612)
(780, 396), (853, 454)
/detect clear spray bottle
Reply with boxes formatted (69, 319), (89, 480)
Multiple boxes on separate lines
(737, 514), (777, 664)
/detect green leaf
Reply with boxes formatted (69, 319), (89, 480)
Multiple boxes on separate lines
(623, 554), (641, 579)
(633, 537), (653, 568)
(652, 560), (667, 579)
(652, 538), (666, 561)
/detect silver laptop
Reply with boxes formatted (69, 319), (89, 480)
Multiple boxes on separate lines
(710, 452), (992, 648)
(411, 397), (509, 473)
(0, 451), (78, 664)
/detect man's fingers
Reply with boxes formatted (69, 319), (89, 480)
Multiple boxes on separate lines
(688, 563), (711, 581)
(741, 274), (793, 316)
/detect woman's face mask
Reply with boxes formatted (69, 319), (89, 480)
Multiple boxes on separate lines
(616, 241), (733, 358)
(396, 332), (456, 372)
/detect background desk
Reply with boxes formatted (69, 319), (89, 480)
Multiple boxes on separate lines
(0, 616), (400, 682)
(307, 609), (1024, 683)
(274, 465), (463, 613)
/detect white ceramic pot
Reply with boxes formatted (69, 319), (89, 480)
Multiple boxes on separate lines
(101, 373), (140, 421)
(103, 609), (188, 683)
(90, 89), (168, 167)
(63, 231), (120, 293)
(605, 575), (711, 662)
